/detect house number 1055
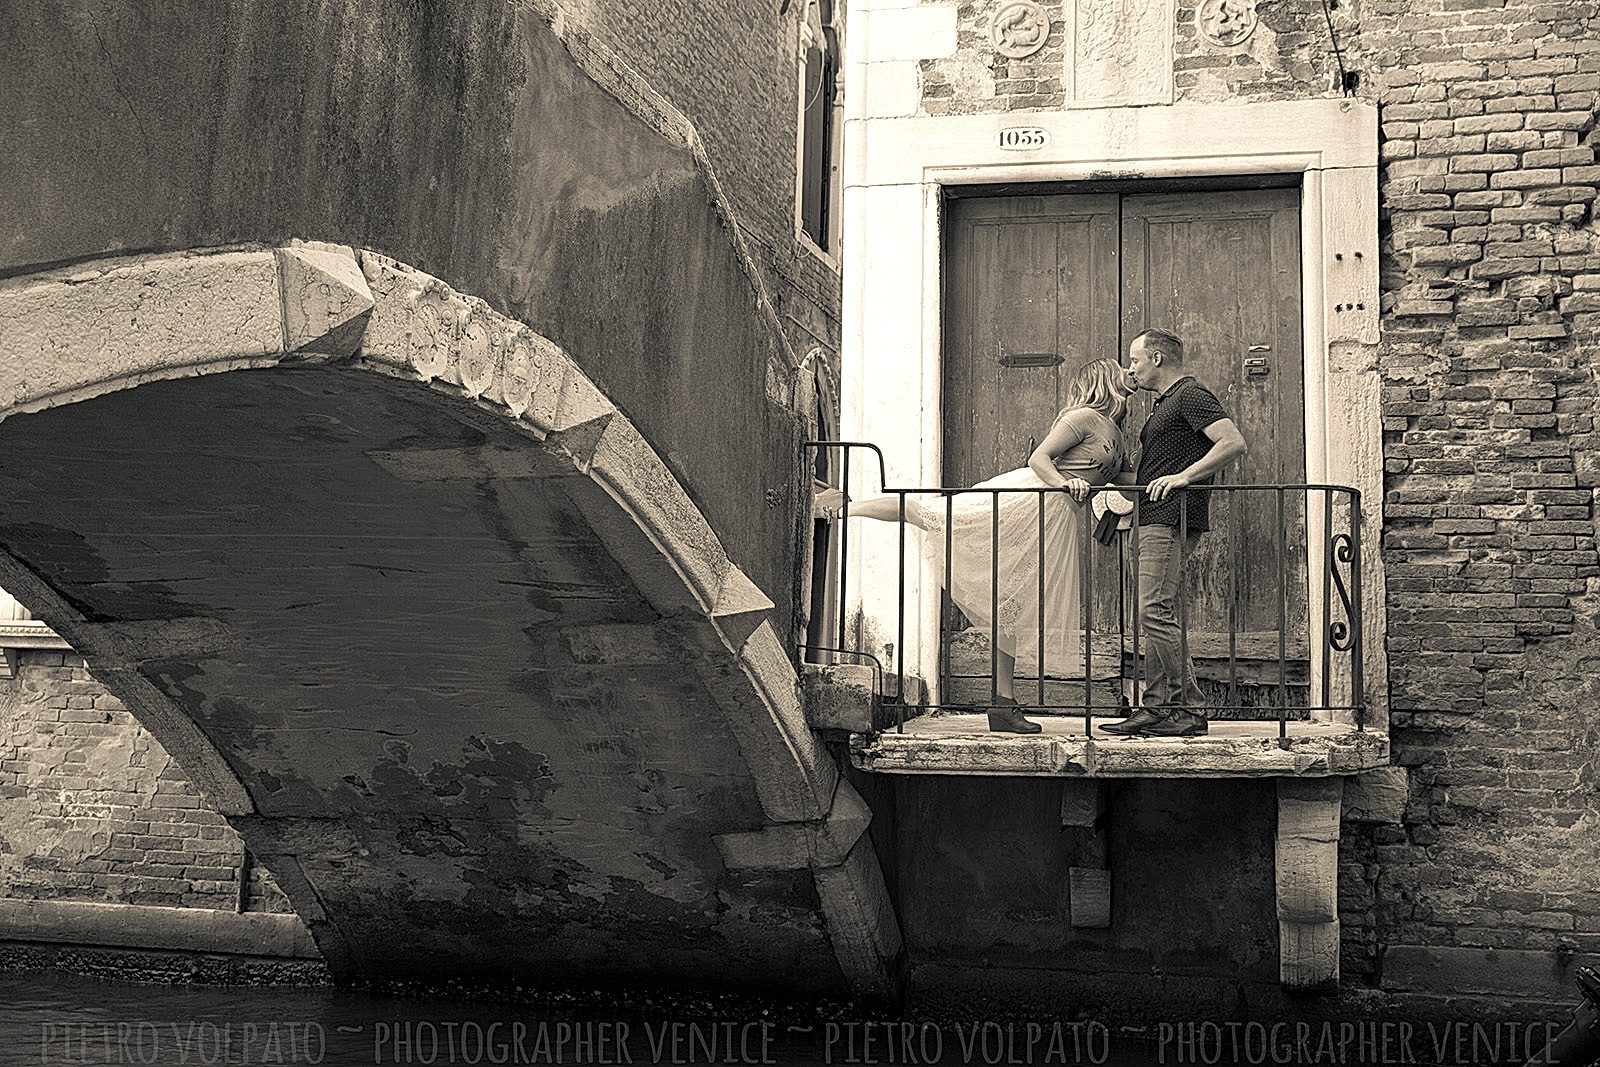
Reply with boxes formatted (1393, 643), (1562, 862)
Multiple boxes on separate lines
(996, 127), (1051, 150)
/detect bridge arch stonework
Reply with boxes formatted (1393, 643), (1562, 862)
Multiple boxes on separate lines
(0, 244), (901, 996)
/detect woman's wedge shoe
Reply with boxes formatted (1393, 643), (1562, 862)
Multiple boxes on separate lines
(987, 702), (1042, 734)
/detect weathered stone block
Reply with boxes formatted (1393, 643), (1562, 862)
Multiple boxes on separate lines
(1058, 779), (1106, 827)
(1280, 920), (1340, 991)
(1277, 837), (1339, 924)
(1279, 779), (1343, 840)
(1411, 243), (1484, 266)
(1394, 300), (1455, 317)
(713, 778), (873, 872)
(1489, 167), (1566, 188)
(275, 244), (374, 358)
(801, 663), (879, 732)
(1528, 111), (1597, 131)
(1069, 867), (1111, 929)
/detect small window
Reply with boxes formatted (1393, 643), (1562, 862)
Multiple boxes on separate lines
(801, 352), (842, 663)
(798, 0), (841, 253)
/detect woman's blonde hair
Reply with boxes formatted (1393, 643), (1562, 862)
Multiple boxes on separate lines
(1059, 357), (1132, 425)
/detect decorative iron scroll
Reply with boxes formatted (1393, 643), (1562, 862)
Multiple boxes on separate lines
(1328, 532), (1357, 652)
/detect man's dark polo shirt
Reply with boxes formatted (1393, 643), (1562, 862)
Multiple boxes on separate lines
(1136, 376), (1230, 531)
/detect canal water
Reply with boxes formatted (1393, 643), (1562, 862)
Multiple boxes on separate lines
(0, 970), (1158, 1067)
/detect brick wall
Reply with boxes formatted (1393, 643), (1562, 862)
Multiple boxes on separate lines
(921, 0), (1063, 115)
(535, 0), (842, 360)
(0, 651), (291, 914)
(1343, 0), (1600, 992)
(922, 0), (1065, 114)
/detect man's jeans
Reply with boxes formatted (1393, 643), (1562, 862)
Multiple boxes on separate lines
(1137, 523), (1203, 712)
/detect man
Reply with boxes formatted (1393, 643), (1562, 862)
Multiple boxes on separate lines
(1101, 328), (1248, 738)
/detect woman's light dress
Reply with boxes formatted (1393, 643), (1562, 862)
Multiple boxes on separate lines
(907, 407), (1125, 678)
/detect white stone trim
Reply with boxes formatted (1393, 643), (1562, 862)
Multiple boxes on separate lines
(0, 618), (71, 649)
(862, 5), (957, 63)
(844, 99), (1377, 188)
(860, 60), (922, 120)
(841, 97), (1387, 730)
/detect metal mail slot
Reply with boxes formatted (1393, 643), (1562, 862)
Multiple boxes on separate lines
(998, 353), (1064, 368)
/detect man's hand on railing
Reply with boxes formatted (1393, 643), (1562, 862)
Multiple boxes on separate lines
(1146, 473), (1192, 502)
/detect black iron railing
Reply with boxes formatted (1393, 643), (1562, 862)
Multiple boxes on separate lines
(803, 442), (1366, 742)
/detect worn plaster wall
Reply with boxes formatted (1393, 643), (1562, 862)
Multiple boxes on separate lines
(888, 775), (1281, 1004)
(530, 0), (843, 356)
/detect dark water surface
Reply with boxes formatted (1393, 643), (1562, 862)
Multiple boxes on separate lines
(0, 971), (1159, 1067)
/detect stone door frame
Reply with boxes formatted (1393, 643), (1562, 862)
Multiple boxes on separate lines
(840, 97), (1387, 731)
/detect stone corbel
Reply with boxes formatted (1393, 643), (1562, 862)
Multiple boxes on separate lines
(1276, 777), (1344, 991)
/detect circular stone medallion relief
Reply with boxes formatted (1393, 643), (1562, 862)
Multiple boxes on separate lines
(991, 1), (1050, 59)
(1197, 0), (1260, 46)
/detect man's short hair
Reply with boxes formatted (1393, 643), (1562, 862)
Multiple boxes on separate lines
(1133, 328), (1184, 364)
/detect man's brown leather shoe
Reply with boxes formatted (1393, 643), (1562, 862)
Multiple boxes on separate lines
(1142, 710), (1209, 736)
(1098, 707), (1167, 735)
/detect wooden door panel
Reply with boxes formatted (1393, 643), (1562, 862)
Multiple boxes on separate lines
(943, 195), (1120, 488)
(941, 188), (1305, 694)
(1120, 189), (1306, 643)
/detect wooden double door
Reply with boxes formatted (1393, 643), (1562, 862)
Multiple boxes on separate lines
(942, 187), (1306, 675)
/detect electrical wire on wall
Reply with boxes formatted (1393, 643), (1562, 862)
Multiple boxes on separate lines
(1319, 0), (1358, 96)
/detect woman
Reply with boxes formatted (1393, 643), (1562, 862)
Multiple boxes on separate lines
(816, 358), (1130, 734)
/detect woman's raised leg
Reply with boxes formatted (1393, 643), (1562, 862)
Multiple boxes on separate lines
(816, 488), (929, 528)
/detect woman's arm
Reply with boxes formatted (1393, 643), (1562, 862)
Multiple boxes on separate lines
(1028, 414), (1090, 499)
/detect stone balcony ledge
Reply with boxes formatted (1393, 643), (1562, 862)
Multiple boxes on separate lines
(849, 715), (1388, 778)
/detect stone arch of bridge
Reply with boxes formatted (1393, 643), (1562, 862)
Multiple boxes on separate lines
(0, 243), (900, 997)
